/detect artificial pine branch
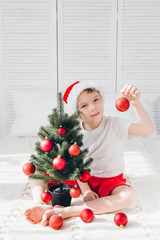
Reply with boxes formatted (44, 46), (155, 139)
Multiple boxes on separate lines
(38, 126), (50, 139)
(84, 158), (93, 168)
(48, 109), (60, 128)
(57, 92), (64, 120)
(29, 174), (55, 185)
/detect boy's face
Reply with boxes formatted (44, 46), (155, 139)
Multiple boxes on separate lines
(77, 90), (104, 126)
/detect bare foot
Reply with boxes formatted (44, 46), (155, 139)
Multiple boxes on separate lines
(24, 204), (53, 224)
(41, 205), (71, 226)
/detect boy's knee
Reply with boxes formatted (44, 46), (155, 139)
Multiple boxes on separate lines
(125, 187), (137, 205)
(117, 186), (137, 207)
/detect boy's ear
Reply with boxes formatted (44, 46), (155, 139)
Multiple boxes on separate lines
(79, 113), (83, 120)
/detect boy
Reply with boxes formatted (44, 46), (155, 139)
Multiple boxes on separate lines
(24, 81), (154, 225)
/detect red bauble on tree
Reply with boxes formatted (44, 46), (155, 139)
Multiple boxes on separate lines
(49, 215), (63, 230)
(80, 209), (94, 223)
(52, 156), (66, 170)
(40, 138), (53, 152)
(58, 126), (66, 135)
(69, 144), (80, 156)
(23, 163), (35, 176)
(115, 97), (130, 112)
(70, 186), (81, 198)
(79, 170), (91, 182)
(41, 191), (52, 203)
(114, 212), (128, 228)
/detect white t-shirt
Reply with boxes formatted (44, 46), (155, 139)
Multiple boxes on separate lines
(81, 115), (132, 178)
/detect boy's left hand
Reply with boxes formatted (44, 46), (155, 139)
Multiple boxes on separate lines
(120, 84), (141, 107)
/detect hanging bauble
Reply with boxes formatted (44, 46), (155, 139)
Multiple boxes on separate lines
(70, 186), (81, 198)
(80, 209), (94, 223)
(79, 170), (91, 182)
(115, 97), (130, 112)
(41, 191), (52, 203)
(114, 212), (128, 228)
(58, 126), (66, 135)
(52, 156), (66, 170)
(40, 138), (53, 152)
(23, 163), (35, 176)
(49, 214), (63, 230)
(69, 144), (80, 156)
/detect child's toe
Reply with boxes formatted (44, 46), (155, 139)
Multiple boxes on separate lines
(41, 219), (49, 226)
(25, 216), (35, 224)
(24, 209), (31, 216)
(42, 210), (52, 221)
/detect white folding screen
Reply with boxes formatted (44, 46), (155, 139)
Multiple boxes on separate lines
(117, 0), (160, 92)
(117, 0), (160, 134)
(58, 0), (117, 93)
(1, 0), (160, 137)
(0, 0), (57, 138)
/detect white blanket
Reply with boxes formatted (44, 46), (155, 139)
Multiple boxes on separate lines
(0, 136), (160, 240)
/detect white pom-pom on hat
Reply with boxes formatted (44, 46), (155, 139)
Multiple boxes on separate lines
(63, 80), (104, 114)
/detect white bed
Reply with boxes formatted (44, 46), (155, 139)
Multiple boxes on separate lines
(0, 135), (160, 240)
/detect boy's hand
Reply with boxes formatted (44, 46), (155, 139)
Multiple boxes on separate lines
(83, 190), (99, 202)
(120, 84), (141, 107)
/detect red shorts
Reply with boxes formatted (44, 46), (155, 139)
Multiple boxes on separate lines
(63, 173), (130, 197)
(87, 173), (131, 197)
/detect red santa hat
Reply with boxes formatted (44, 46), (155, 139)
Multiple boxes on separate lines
(63, 80), (104, 114)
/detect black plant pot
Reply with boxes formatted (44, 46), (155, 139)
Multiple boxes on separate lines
(49, 184), (72, 207)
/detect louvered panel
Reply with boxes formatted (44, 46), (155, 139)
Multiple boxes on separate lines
(58, 0), (117, 93)
(0, 0), (5, 138)
(117, 0), (160, 92)
(2, 0), (57, 86)
(0, 0), (57, 138)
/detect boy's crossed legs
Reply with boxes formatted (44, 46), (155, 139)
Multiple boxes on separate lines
(24, 185), (136, 226)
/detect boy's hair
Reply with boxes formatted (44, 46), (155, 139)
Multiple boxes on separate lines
(81, 88), (102, 98)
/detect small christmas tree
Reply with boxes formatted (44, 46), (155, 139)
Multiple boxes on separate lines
(24, 92), (93, 205)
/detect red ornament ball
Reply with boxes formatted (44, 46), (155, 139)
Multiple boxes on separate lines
(23, 163), (35, 176)
(80, 209), (94, 223)
(49, 215), (63, 230)
(115, 97), (130, 112)
(58, 127), (66, 135)
(70, 186), (81, 198)
(114, 212), (128, 228)
(69, 144), (80, 156)
(41, 192), (52, 203)
(52, 157), (66, 170)
(79, 170), (91, 182)
(40, 139), (53, 152)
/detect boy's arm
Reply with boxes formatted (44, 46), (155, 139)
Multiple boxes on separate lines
(29, 178), (46, 204)
(77, 180), (92, 195)
(128, 101), (154, 136)
(121, 84), (154, 137)
(77, 180), (99, 201)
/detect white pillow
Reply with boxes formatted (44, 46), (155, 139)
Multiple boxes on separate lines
(103, 92), (159, 137)
(10, 90), (57, 136)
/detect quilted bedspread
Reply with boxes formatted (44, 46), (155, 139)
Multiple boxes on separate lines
(0, 136), (160, 240)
